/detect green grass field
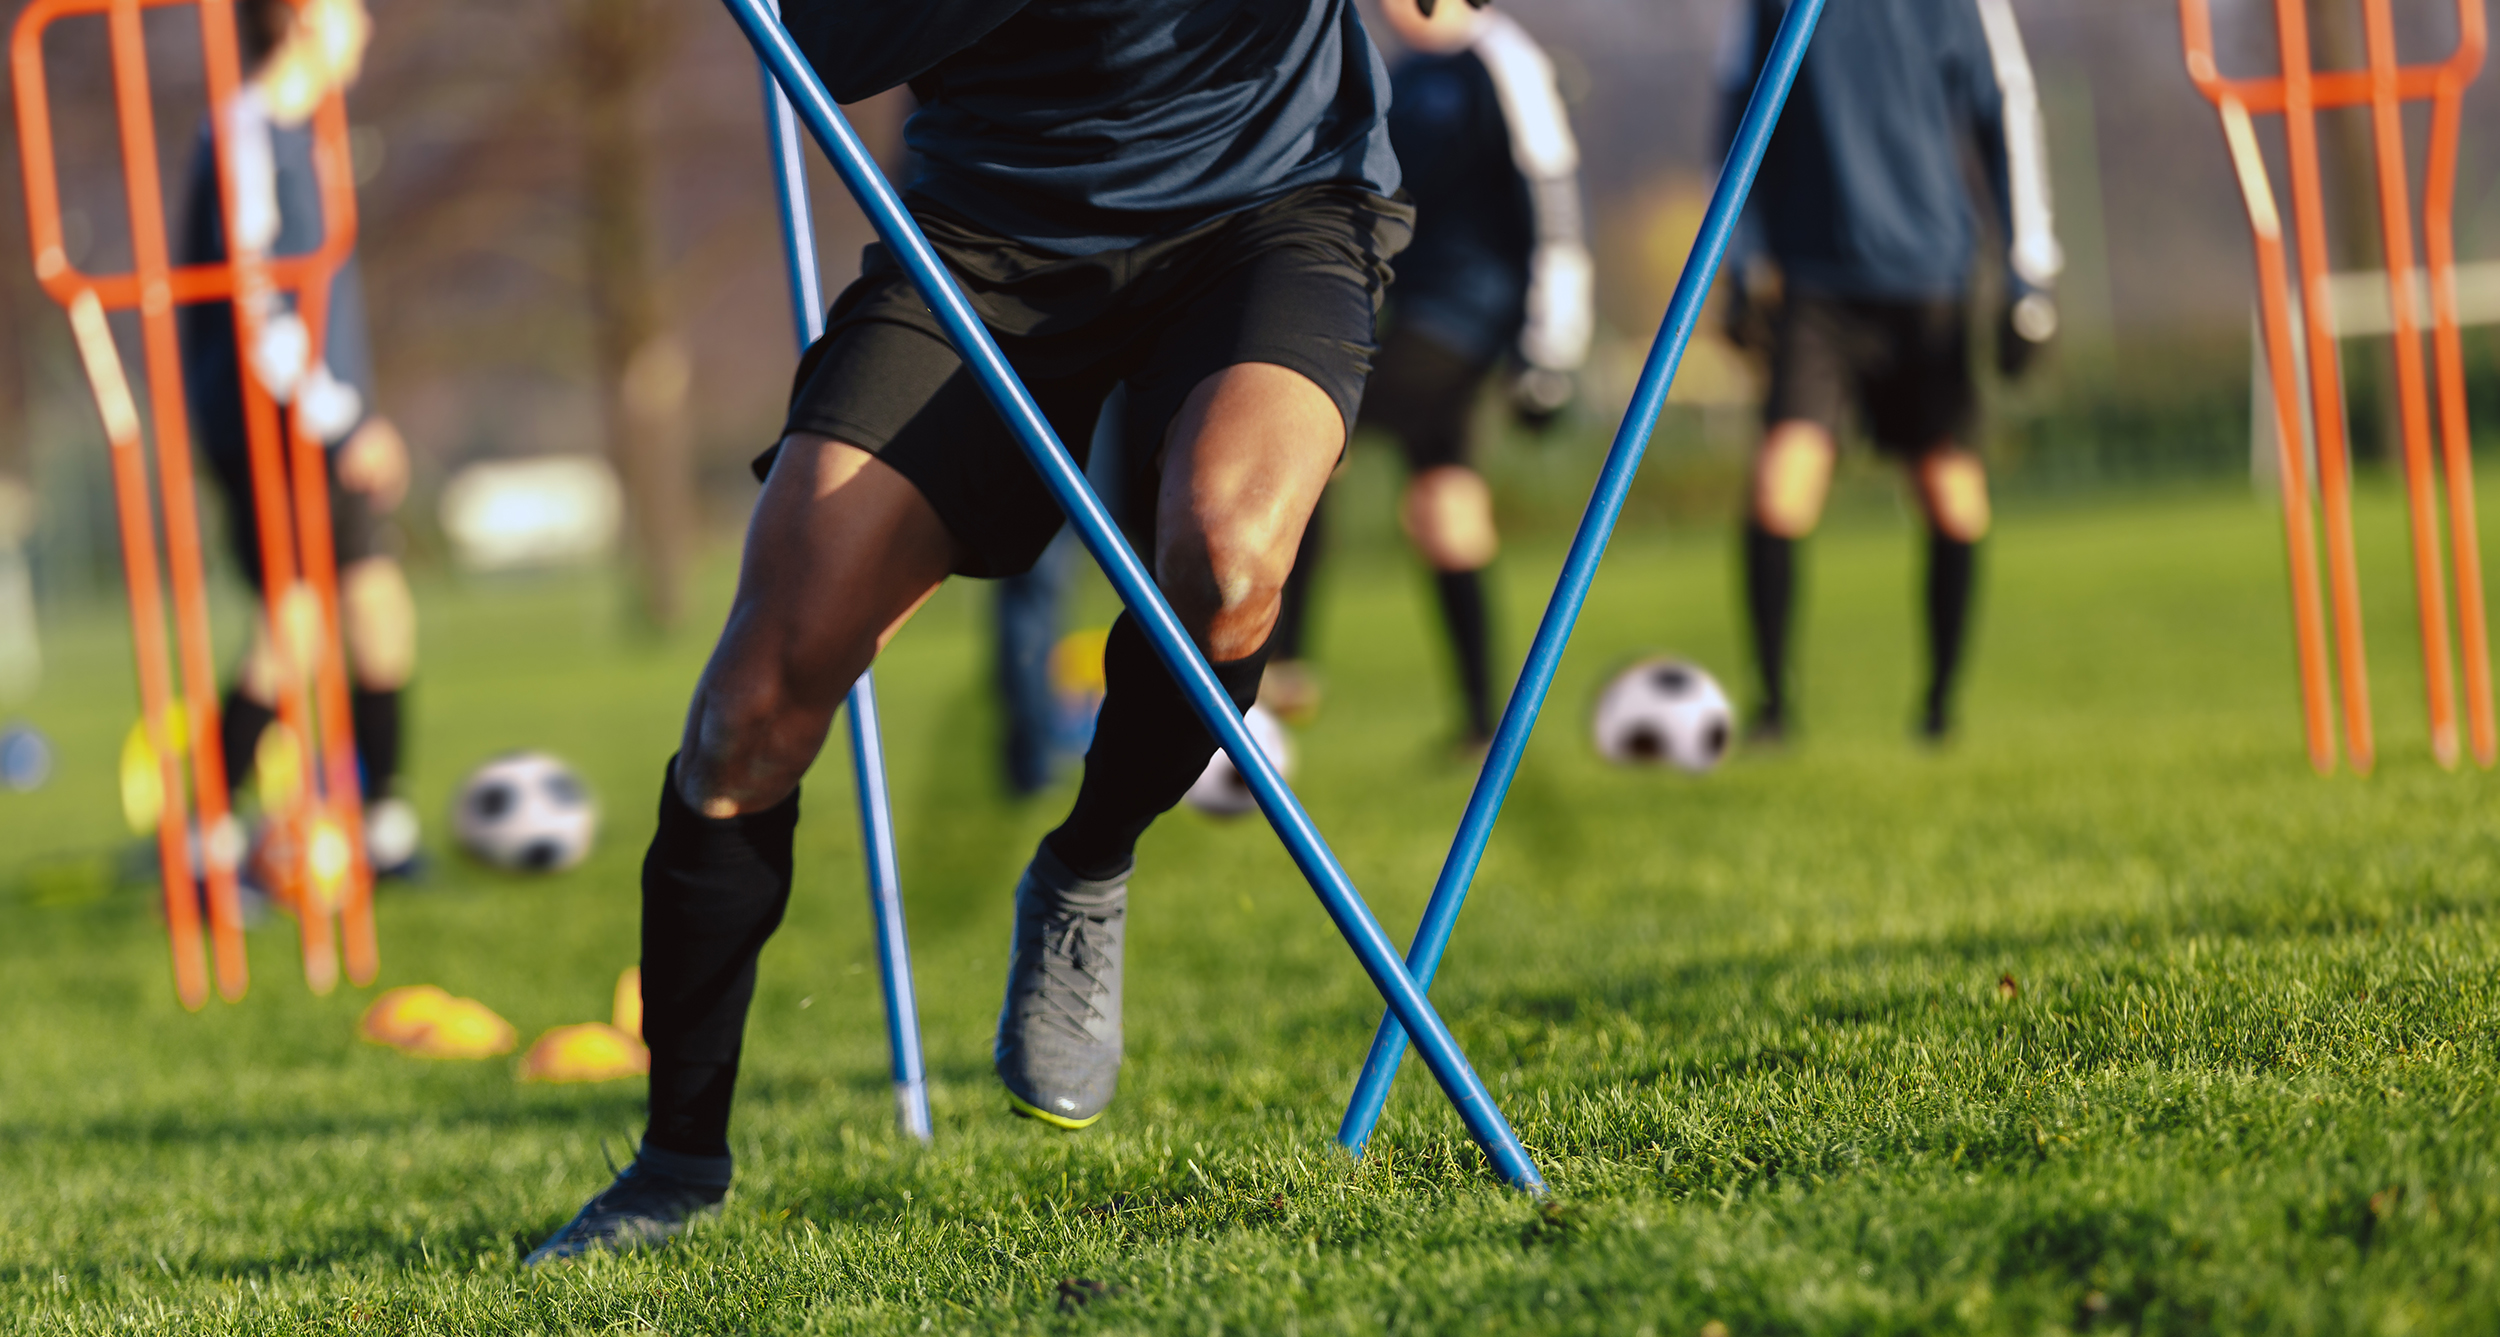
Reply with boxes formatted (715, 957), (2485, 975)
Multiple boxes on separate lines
(8, 473), (2500, 1334)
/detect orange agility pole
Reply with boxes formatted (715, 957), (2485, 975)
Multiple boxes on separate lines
(12, 0), (377, 1000)
(2181, 0), (2491, 774)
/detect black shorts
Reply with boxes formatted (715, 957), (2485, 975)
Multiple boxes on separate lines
(1353, 325), (1492, 474)
(766, 184), (1414, 578)
(205, 444), (384, 593)
(1764, 292), (1974, 457)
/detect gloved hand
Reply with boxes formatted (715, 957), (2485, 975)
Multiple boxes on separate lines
(1721, 272), (1778, 358)
(1511, 366), (1573, 434)
(1998, 289), (2058, 380)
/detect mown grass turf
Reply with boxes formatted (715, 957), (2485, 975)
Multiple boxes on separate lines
(6, 471), (2500, 1334)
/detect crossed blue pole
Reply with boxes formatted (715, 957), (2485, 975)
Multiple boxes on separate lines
(1337, 0), (1828, 1152)
(758, 69), (932, 1145)
(720, 0), (1545, 1189)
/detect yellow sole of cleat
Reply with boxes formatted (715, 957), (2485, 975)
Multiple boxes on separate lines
(1004, 1089), (1105, 1130)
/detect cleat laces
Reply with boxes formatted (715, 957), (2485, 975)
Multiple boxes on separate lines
(1028, 909), (1115, 1041)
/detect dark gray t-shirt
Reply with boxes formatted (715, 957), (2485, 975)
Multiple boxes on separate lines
(783, 0), (1401, 256)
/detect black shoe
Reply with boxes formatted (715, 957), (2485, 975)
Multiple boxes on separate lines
(1743, 709), (1789, 751)
(1917, 702), (1953, 746)
(523, 1157), (726, 1265)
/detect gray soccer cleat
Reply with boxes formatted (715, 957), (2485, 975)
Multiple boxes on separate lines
(995, 846), (1127, 1129)
(523, 1155), (727, 1266)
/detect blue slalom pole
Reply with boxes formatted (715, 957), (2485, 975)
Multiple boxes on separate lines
(759, 69), (932, 1144)
(1336, 0), (1829, 1155)
(719, 0), (1544, 1191)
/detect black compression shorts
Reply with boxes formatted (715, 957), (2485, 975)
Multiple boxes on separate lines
(763, 184), (1414, 578)
(1353, 324), (1492, 474)
(206, 443), (384, 594)
(1764, 291), (1974, 457)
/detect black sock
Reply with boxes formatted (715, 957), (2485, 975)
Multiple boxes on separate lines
(1924, 532), (1978, 733)
(1432, 567), (1495, 739)
(1743, 521), (1796, 725)
(351, 686), (403, 800)
(1044, 612), (1269, 880)
(641, 759), (800, 1160)
(219, 688), (276, 798)
(1271, 494), (1326, 665)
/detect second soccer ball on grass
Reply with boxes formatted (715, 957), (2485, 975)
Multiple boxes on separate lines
(453, 752), (598, 872)
(1593, 657), (1735, 774)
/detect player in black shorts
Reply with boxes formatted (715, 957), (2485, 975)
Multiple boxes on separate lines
(1266, 0), (1590, 749)
(528, 0), (1417, 1263)
(175, 0), (420, 875)
(1717, 0), (2060, 742)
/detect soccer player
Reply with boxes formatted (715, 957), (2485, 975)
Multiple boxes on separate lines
(1718, 0), (2060, 743)
(176, 0), (421, 874)
(1266, 0), (1591, 747)
(528, 0), (1416, 1262)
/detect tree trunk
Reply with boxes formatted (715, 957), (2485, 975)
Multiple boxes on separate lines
(574, 0), (692, 632)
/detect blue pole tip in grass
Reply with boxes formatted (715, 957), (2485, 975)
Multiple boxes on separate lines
(721, 0), (1543, 1190)
(759, 68), (932, 1145)
(1336, 0), (1830, 1155)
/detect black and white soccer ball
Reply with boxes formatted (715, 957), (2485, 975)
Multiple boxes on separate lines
(452, 752), (598, 872)
(1184, 704), (1294, 817)
(1592, 656), (1735, 773)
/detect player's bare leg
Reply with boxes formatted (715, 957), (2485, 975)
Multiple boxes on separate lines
(1909, 444), (1989, 741)
(676, 436), (959, 818)
(1742, 419), (1836, 741)
(998, 361), (1341, 1129)
(1401, 464), (1500, 747)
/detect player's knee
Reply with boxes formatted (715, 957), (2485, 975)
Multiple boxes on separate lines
(1164, 524), (1295, 662)
(1402, 467), (1497, 571)
(679, 674), (819, 817)
(1753, 422), (1835, 538)
(1919, 449), (1991, 542)
(340, 558), (415, 689)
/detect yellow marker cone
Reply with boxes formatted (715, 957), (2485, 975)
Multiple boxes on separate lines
(303, 808), (353, 914)
(612, 966), (643, 1039)
(356, 985), (516, 1059)
(518, 1022), (649, 1084)
(1049, 628), (1110, 697)
(254, 719), (306, 813)
(120, 719), (164, 837)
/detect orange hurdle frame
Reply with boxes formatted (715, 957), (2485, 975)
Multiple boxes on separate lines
(13, 0), (376, 1004)
(2182, 0), (2491, 775)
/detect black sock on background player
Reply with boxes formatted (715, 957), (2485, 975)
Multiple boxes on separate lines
(1045, 612), (1269, 880)
(1432, 568), (1495, 741)
(1922, 531), (1976, 739)
(215, 684), (406, 800)
(219, 688), (275, 797)
(1742, 520), (1796, 734)
(351, 687), (403, 799)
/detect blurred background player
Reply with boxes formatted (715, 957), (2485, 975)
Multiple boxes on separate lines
(176, 0), (421, 874)
(1265, 0), (1591, 749)
(1718, 0), (2060, 744)
(992, 395), (1135, 797)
